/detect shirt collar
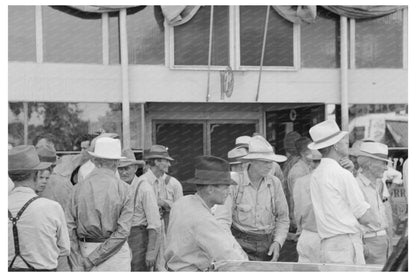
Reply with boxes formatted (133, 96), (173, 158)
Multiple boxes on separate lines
(144, 169), (159, 184)
(194, 193), (212, 213)
(357, 173), (373, 187)
(10, 186), (36, 195)
(243, 168), (268, 190)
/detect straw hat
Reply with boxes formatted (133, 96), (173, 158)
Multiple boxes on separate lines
(228, 146), (248, 164)
(241, 135), (287, 163)
(357, 141), (390, 162)
(308, 120), (348, 150)
(144, 145), (174, 161)
(36, 143), (57, 164)
(88, 137), (124, 160)
(118, 148), (145, 167)
(235, 136), (251, 147)
(185, 156), (235, 185)
(9, 145), (52, 172)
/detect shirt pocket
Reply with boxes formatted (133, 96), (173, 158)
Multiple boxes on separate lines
(259, 204), (275, 228)
(236, 204), (252, 224)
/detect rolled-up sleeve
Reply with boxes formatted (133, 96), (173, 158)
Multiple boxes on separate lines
(343, 173), (370, 219)
(272, 179), (290, 247)
(55, 204), (70, 256)
(141, 184), (162, 230)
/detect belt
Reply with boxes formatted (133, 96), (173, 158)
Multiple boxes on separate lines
(78, 237), (108, 243)
(363, 229), (387, 239)
(231, 226), (272, 241)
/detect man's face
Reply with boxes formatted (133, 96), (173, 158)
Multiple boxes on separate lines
(118, 164), (138, 184)
(35, 169), (50, 193)
(210, 184), (230, 205)
(155, 158), (171, 174)
(250, 160), (273, 177)
(368, 159), (388, 179)
(80, 141), (90, 152)
(335, 135), (349, 158)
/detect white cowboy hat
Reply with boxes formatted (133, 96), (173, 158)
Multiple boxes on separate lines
(88, 137), (125, 160)
(308, 120), (348, 150)
(357, 141), (390, 162)
(241, 135), (287, 163)
(235, 135), (251, 147)
(228, 146), (248, 164)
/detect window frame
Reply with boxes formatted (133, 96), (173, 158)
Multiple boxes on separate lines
(166, 5), (300, 71)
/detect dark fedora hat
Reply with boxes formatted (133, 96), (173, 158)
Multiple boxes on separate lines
(185, 156), (235, 185)
(118, 148), (145, 168)
(144, 145), (174, 161)
(9, 145), (52, 173)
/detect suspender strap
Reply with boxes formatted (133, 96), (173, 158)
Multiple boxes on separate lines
(164, 175), (171, 186)
(8, 196), (40, 270)
(133, 180), (145, 206)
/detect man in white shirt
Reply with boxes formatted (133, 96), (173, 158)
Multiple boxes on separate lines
(8, 145), (70, 271)
(308, 120), (379, 265)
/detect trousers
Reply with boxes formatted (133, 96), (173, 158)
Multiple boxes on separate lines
(297, 229), (321, 263)
(231, 226), (272, 261)
(363, 235), (389, 265)
(320, 233), (365, 265)
(128, 225), (148, 271)
(79, 241), (131, 271)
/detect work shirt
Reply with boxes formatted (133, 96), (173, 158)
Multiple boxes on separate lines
(356, 173), (387, 233)
(215, 170), (289, 247)
(8, 187), (70, 269)
(78, 160), (120, 183)
(165, 194), (248, 271)
(130, 175), (161, 230)
(66, 167), (133, 267)
(40, 173), (73, 211)
(293, 174), (317, 233)
(282, 155), (300, 208)
(140, 170), (183, 208)
(310, 158), (370, 239)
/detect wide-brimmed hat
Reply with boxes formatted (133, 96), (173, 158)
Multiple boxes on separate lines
(235, 136), (251, 148)
(241, 136), (287, 163)
(357, 141), (390, 162)
(36, 144), (57, 164)
(144, 145), (174, 161)
(9, 145), (52, 173)
(228, 146), (248, 164)
(88, 137), (125, 160)
(118, 148), (145, 167)
(308, 120), (348, 150)
(90, 133), (119, 150)
(185, 156), (235, 185)
(305, 149), (322, 161)
(349, 139), (375, 157)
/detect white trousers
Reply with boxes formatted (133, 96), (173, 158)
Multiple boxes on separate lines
(320, 233), (365, 265)
(297, 229), (321, 263)
(80, 241), (131, 271)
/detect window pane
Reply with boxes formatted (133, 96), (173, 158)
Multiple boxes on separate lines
(355, 11), (403, 68)
(301, 7), (340, 68)
(174, 6), (229, 66)
(155, 122), (204, 195)
(210, 123), (256, 160)
(25, 102), (122, 151)
(109, 12), (120, 64)
(8, 6), (36, 62)
(8, 103), (25, 147)
(240, 6), (293, 66)
(43, 6), (102, 64)
(127, 6), (164, 64)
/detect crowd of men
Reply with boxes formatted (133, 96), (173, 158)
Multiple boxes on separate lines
(8, 119), (406, 271)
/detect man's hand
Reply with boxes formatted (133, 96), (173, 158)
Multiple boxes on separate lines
(157, 199), (170, 210)
(339, 157), (355, 173)
(82, 257), (94, 271)
(145, 250), (157, 269)
(267, 241), (281, 262)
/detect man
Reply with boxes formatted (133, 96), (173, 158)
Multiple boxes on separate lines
(227, 146), (248, 172)
(292, 150), (322, 263)
(356, 141), (391, 264)
(308, 120), (379, 264)
(216, 135), (289, 261)
(165, 156), (248, 271)
(66, 137), (133, 271)
(143, 145), (183, 230)
(8, 145), (70, 271)
(117, 148), (161, 271)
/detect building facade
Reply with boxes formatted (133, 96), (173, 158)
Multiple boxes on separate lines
(8, 5), (408, 189)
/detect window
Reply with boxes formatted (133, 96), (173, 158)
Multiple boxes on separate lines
(239, 6), (296, 68)
(301, 7), (340, 68)
(355, 10), (403, 68)
(43, 6), (102, 64)
(8, 6), (36, 62)
(172, 6), (229, 67)
(127, 6), (165, 64)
